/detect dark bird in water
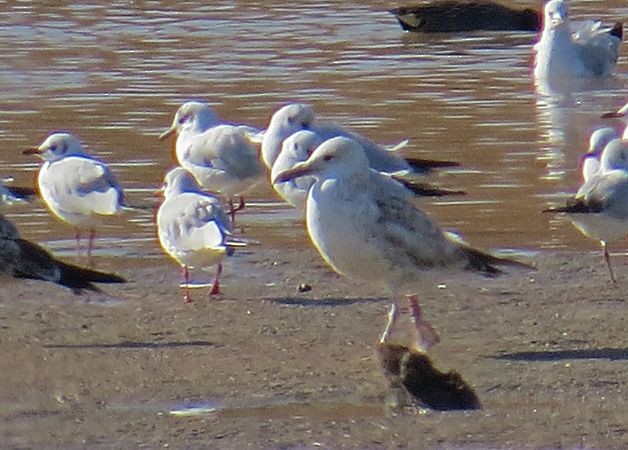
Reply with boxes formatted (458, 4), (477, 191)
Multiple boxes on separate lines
(0, 214), (126, 293)
(389, 1), (540, 33)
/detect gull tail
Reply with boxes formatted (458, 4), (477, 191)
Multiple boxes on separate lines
(394, 177), (466, 197)
(405, 157), (460, 174)
(460, 245), (534, 276)
(609, 22), (623, 40)
(542, 199), (602, 214)
(56, 261), (126, 292)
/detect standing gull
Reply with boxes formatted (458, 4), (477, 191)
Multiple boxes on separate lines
(274, 137), (529, 351)
(262, 103), (459, 173)
(533, 0), (622, 80)
(157, 167), (239, 303)
(0, 214), (125, 293)
(545, 138), (628, 282)
(23, 133), (127, 264)
(159, 101), (264, 225)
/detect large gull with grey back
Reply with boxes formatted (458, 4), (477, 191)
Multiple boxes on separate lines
(274, 136), (529, 351)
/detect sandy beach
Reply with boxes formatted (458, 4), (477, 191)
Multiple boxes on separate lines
(1, 238), (627, 449)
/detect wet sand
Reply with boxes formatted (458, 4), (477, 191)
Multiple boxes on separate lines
(1, 237), (627, 449)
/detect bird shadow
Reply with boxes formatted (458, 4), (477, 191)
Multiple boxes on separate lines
(43, 340), (215, 350)
(492, 348), (628, 362)
(268, 297), (386, 307)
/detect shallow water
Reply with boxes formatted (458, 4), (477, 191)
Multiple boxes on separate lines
(0, 0), (626, 258)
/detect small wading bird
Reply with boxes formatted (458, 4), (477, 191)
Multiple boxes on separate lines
(23, 133), (128, 265)
(545, 138), (628, 282)
(534, 0), (623, 80)
(0, 214), (125, 293)
(274, 136), (530, 351)
(156, 167), (244, 303)
(159, 101), (264, 226)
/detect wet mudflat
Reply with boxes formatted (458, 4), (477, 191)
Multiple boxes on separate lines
(1, 242), (627, 448)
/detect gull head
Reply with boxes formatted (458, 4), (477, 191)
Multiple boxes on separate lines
(159, 101), (219, 140)
(543, 0), (568, 29)
(273, 136), (369, 184)
(600, 139), (628, 172)
(270, 103), (316, 135)
(160, 167), (203, 197)
(587, 127), (618, 157)
(23, 133), (84, 161)
(282, 130), (324, 161)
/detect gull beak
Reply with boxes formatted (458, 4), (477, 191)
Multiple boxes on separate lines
(272, 161), (312, 184)
(22, 147), (43, 156)
(159, 126), (176, 141)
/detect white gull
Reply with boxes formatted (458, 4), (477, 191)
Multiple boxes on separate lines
(545, 138), (628, 282)
(157, 167), (238, 303)
(159, 101), (264, 224)
(534, 0), (622, 80)
(274, 136), (529, 351)
(261, 103), (458, 174)
(23, 133), (127, 263)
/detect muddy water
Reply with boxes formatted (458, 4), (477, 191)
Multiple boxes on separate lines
(0, 1), (626, 259)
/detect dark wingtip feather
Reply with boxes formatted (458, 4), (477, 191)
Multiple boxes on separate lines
(461, 245), (534, 276)
(5, 185), (37, 201)
(405, 157), (460, 173)
(394, 177), (466, 197)
(609, 22), (623, 40)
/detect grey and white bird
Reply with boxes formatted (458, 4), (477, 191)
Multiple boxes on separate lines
(274, 136), (528, 351)
(545, 138), (628, 282)
(534, 0), (622, 80)
(157, 167), (240, 303)
(601, 102), (628, 140)
(159, 101), (264, 224)
(261, 103), (459, 174)
(23, 133), (127, 263)
(580, 127), (619, 182)
(0, 214), (125, 293)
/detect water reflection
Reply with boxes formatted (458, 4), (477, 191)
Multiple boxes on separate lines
(0, 0), (625, 259)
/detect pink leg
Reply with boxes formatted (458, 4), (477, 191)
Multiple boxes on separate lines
(602, 241), (617, 283)
(209, 263), (223, 296)
(87, 228), (96, 266)
(182, 266), (192, 303)
(407, 294), (440, 352)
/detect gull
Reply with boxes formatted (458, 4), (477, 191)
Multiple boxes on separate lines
(0, 213), (125, 293)
(159, 101), (265, 224)
(534, 0), (623, 80)
(261, 103), (459, 174)
(545, 138), (628, 282)
(389, 1), (540, 33)
(0, 178), (36, 206)
(271, 130), (466, 211)
(23, 133), (127, 263)
(580, 127), (618, 182)
(274, 136), (529, 351)
(157, 167), (241, 303)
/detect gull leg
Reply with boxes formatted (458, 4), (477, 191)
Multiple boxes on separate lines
(407, 294), (440, 352)
(182, 266), (192, 303)
(602, 241), (617, 283)
(209, 263), (222, 296)
(87, 228), (96, 267)
(379, 302), (398, 344)
(228, 197), (246, 229)
(75, 229), (82, 259)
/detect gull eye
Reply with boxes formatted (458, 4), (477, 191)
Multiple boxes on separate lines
(287, 116), (295, 125)
(323, 154), (333, 162)
(179, 113), (191, 125)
